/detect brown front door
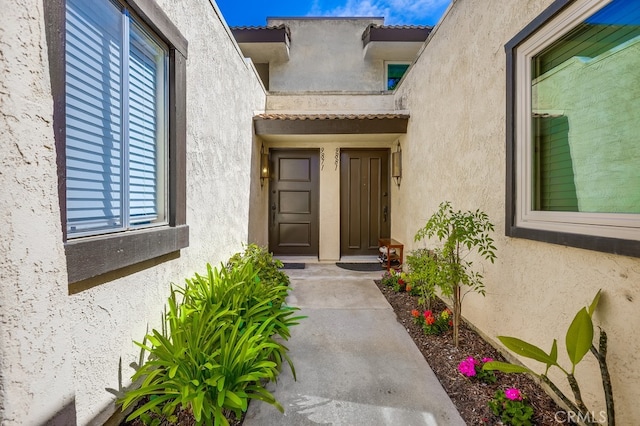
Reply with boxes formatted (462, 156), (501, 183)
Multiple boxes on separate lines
(340, 149), (390, 256)
(269, 149), (320, 256)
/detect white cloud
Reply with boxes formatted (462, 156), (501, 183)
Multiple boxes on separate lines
(309, 0), (450, 25)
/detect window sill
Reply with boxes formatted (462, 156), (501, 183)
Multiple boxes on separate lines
(507, 225), (640, 258)
(65, 225), (189, 283)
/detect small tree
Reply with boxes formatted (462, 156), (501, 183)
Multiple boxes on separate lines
(414, 201), (496, 347)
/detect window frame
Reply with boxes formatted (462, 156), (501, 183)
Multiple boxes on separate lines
(505, 0), (640, 258)
(385, 61), (411, 91)
(46, 0), (189, 284)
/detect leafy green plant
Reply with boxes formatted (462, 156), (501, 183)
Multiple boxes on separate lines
(120, 251), (304, 425)
(484, 290), (614, 426)
(488, 388), (534, 426)
(406, 248), (437, 309)
(380, 269), (407, 292)
(414, 201), (496, 347)
(227, 243), (290, 290)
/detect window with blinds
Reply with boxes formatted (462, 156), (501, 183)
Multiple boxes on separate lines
(65, 0), (168, 237)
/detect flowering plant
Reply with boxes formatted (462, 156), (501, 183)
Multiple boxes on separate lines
(488, 388), (534, 426)
(411, 308), (452, 335)
(381, 269), (408, 292)
(457, 356), (497, 384)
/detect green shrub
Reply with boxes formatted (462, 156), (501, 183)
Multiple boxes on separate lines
(227, 243), (290, 290)
(120, 248), (303, 425)
(406, 248), (438, 309)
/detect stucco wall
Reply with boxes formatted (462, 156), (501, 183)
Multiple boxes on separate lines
(0, 1), (76, 424)
(0, 0), (266, 424)
(268, 18), (387, 93)
(266, 93), (396, 113)
(393, 0), (640, 423)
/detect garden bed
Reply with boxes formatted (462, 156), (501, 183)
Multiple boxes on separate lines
(374, 280), (568, 425)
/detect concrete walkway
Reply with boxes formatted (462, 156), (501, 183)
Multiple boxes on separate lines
(243, 263), (465, 426)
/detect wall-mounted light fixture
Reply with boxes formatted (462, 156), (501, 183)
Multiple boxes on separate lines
(391, 141), (402, 187)
(260, 145), (270, 187)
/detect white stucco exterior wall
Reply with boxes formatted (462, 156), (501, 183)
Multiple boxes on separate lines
(0, 1), (75, 424)
(393, 0), (640, 423)
(0, 0), (266, 424)
(268, 18), (387, 93)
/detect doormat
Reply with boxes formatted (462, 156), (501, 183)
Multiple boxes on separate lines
(280, 263), (305, 270)
(336, 262), (382, 272)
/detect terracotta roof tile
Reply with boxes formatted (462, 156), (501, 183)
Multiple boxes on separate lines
(370, 24), (433, 30)
(230, 24), (288, 31)
(255, 113), (410, 121)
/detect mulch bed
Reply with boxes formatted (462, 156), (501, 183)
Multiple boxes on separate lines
(374, 280), (569, 425)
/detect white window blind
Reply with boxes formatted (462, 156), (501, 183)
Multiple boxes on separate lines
(128, 23), (166, 225)
(65, 0), (167, 236)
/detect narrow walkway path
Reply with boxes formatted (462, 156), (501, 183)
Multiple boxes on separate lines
(244, 263), (465, 425)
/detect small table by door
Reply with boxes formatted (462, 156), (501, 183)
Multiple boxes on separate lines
(378, 238), (404, 271)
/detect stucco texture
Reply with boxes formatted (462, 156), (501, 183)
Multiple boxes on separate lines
(393, 0), (640, 423)
(0, 1), (75, 424)
(268, 18), (386, 93)
(0, 0), (266, 424)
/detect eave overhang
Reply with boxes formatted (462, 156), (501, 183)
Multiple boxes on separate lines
(362, 25), (432, 60)
(254, 113), (410, 135)
(231, 25), (291, 63)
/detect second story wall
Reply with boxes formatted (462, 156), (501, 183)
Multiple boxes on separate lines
(268, 18), (386, 92)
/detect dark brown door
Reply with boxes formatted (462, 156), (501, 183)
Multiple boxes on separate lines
(269, 149), (320, 256)
(340, 149), (390, 256)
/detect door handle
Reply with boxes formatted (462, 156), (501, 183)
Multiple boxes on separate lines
(271, 203), (276, 225)
(383, 206), (388, 222)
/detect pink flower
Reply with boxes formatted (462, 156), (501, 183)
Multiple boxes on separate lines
(505, 388), (522, 401)
(482, 357), (494, 364)
(457, 358), (477, 377)
(424, 310), (432, 319)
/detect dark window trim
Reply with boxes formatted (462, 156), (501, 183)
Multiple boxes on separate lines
(45, 0), (189, 284)
(504, 0), (640, 258)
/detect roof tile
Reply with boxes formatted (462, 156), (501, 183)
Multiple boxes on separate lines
(254, 113), (410, 121)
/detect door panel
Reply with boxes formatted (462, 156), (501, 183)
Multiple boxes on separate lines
(340, 149), (390, 256)
(269, 149), (319, 256)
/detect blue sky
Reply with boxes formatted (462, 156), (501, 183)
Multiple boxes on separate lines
(216, 0), (451, 27)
